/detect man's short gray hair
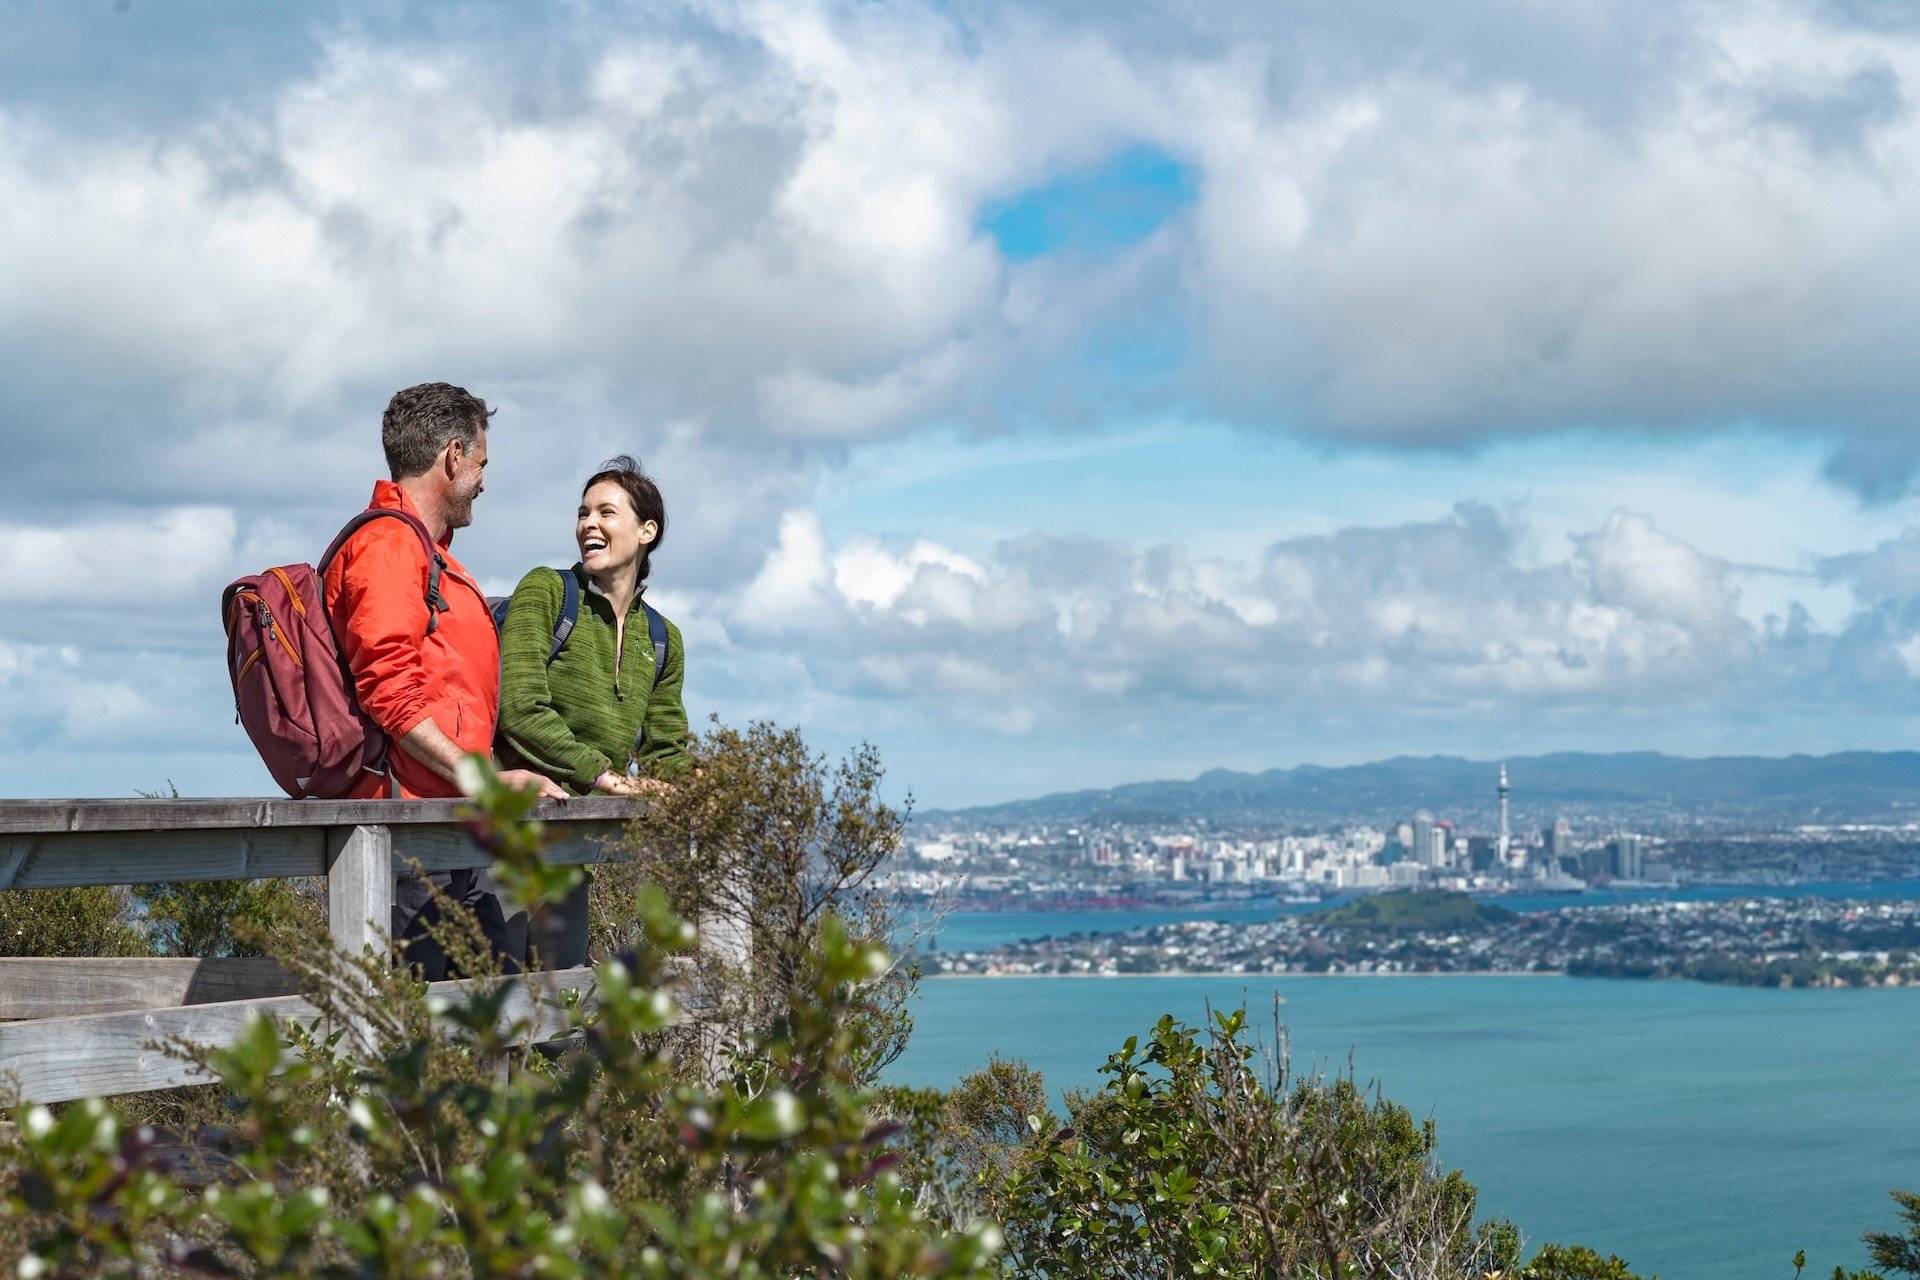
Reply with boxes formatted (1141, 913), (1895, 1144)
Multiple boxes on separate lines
(381, 382), (495, 479)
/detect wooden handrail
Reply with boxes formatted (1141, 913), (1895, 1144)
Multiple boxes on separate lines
(1, 808), (635, 892)
(0, 795), (642, 834)
(0, 799), (682, 1103)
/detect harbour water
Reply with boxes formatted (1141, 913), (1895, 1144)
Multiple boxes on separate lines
(889, 965), (1920, 1277)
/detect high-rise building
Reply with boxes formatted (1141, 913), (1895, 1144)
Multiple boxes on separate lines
(1609, 835), (1642, 880)
(1547, 819), (1572, 875)
(1412, 811), (1436, 867)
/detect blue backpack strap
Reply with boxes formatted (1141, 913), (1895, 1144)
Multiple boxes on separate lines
(643, 600), (668, 686)
(547, 565), (582, 665)
(631, 600), (670, 756)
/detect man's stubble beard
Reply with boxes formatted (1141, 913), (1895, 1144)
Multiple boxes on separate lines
(448, 488), (477, 530)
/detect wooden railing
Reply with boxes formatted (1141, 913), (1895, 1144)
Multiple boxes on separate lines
(0, 797), (644, 1104)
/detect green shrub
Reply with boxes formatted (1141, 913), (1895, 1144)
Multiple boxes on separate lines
(914, 1005), (1520, 1280)
(602, 720), (917, 1085)
(133, 879), (322, 958)
(1519, 1243), (1648, 1279)
(0, 887), (148, 958)
(1866, 1189), (1920, 1277)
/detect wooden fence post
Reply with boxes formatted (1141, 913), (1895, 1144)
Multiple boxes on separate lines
(703, 847), (753, 977)
(326, 824), (393, 960)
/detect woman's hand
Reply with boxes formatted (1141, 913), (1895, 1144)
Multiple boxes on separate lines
(593, 771), (672, 798)
(593, 772), (674, 798)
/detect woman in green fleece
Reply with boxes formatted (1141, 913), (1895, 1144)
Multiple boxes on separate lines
(496, 455), (691, 967)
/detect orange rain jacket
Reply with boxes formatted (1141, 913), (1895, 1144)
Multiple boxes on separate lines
(322, 481), (500, 799)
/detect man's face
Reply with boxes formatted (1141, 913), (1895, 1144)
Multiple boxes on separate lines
(445, 426), (488, 529)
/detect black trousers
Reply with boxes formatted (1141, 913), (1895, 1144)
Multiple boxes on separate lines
(392, 869), (522, 980)
(503, 874), (591, 971)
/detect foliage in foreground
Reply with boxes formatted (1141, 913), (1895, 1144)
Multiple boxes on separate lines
(1866, 1191), (1920, 1278)
(598, 719), (918, 1084)
(0, 759), (997, 1279)
(895, 1008), (1523, 1280)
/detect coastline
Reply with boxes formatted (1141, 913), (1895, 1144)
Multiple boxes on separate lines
(925, 969), (1568, 980)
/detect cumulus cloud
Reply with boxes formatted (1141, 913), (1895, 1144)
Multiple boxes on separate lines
(10, 490), (1920, 800)
(0, 635), (233, 758)
(1164, 4), (1920, 480)
(0, 507), (237, 606)
(11, 0), (1920, 499)
(712, 503), (1852, 736)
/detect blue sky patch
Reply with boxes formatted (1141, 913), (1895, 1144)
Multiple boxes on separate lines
(981, 143), (1196, 261)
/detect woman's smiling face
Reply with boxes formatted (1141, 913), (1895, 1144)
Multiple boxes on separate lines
(577, 478), (657, 578)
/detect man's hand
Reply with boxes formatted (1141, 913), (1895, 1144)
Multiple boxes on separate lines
(498, 768), (568, 801)
(397, 723), (564, 799)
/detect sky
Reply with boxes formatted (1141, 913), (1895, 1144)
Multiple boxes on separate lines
(8, 0), (1920, 807)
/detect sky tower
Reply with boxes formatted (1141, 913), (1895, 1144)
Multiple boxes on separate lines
(1496, 763), (1512, 871)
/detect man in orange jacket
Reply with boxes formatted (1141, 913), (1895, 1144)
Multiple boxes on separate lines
(324, 382), (565, 976)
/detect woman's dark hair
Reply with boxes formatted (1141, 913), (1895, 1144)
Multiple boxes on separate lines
(582, 455), (667, 586)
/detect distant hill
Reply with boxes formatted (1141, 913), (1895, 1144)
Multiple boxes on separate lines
(920, 750), (1920, 830)
(1311, 890), (1512, 933)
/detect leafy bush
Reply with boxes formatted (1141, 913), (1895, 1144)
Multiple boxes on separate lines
(600, 720), (917, 1084)
(904, 1005), (1520, 1280)
(134, 879), (322, 959)
(1519, 1243), (1647, 1279)
(1867, 1189), (1920, 1277)
(0, 887), (148, 958)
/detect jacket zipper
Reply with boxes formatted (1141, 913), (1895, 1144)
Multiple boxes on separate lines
(612, 604), (625, 701)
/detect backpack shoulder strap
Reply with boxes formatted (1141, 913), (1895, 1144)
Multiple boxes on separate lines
(630, 600), (672, 758)
(547, 565), (582, 664)
(643, 600), (669, 687)
(319, 508), (450, 635)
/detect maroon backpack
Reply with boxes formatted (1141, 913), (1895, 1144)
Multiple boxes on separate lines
(221, 508), (449, 799)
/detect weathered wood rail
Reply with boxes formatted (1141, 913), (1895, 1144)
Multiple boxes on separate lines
(0, 797), (644, 1104)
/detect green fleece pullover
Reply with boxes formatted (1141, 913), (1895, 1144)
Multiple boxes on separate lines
(495, 566), (692, 793)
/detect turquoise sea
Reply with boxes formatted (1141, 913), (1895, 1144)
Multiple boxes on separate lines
(889, 914), (1920, 1278)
